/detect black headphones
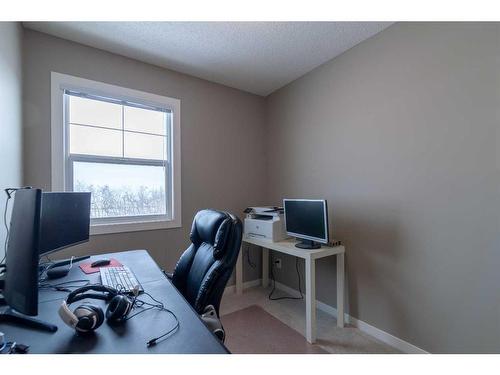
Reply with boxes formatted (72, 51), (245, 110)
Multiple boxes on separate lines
(58, 285), (134, 333)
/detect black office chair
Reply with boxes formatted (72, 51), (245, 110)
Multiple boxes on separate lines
(169, 209), (242, 317)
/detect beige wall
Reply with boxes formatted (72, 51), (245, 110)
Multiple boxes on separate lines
(265, 23), (500, 353)
(22, 29), (267, 282)
(0, 23), (23, 260)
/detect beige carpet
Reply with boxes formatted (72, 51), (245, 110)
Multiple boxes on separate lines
(220, 286), (400, 354)
(221, 305), (327, 354)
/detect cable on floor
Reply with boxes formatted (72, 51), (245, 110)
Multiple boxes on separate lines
(268, 256), (303, 301)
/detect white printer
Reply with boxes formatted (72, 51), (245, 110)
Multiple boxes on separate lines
(243, 206), (288, 242)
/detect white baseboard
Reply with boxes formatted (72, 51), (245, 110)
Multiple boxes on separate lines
(345, 314), (428, 354)
(272, 280), (428, 354)
(230, 278), (428, 354)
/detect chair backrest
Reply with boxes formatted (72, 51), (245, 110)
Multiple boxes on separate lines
(172, 209), (242, 315)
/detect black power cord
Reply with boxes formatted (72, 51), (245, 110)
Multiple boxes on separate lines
(113, 287), (180, 347)
(139, 293), (180, 347)
(1, 187), (32, 266)
(1, 189), (16, 265)
(268, 256), (304, 301)
(245, 245), (256, 269)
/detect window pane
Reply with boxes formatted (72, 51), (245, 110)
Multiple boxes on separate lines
(73, 161), (166, 218)
(69, 96), (122, 129)
(124, 132), (166, 160)
(124, 106), (166, 135)
(70, 124), (122, 157)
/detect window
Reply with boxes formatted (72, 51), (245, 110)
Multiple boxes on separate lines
(51, 72), (181, 235)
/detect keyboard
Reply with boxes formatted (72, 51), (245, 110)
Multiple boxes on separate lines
(100, 266), (143, 294)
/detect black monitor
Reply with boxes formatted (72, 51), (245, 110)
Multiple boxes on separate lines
(39, 192), (91, 255)
(0, 188), (57, 331)
(283, 199), (329, 249)
(3, 188), (41, 315)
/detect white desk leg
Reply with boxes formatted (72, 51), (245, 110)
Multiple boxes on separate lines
(235, 247), (243, 295)
(305, 257), (317, 343)
(337, 252), (345, 327)
(262, 247), (269, 287)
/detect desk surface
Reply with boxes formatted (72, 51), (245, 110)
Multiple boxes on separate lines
(242, 236), (345, 259)
(0, 250), (229, 354)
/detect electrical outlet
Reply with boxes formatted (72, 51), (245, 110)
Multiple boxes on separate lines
(275, 258), (282, 269)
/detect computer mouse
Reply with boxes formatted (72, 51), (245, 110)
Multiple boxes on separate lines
(46, 267), (70, 279)
(91, 259), (111, 268)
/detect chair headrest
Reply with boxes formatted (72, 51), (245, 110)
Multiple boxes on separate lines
(190, 209), (232, 259)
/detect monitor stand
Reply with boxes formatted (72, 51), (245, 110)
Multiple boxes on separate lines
(0, 304), (58, 333)
(295, 239), (321, 249)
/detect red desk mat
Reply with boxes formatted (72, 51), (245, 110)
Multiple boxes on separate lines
(79, 258), (123, 274)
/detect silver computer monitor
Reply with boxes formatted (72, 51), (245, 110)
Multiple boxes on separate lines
(283, 199), (329, 249)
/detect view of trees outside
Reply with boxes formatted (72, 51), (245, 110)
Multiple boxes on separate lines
(75, 181), (166, 218)
(67, 94), (170, 219)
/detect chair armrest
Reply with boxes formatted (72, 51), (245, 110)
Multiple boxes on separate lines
(200, 305), (225, 343)
(161, 269), (173, 279)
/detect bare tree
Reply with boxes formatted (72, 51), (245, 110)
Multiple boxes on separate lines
(75, 181), (166, 218)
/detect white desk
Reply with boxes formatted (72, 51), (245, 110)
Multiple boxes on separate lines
(235, 237), (345, 344)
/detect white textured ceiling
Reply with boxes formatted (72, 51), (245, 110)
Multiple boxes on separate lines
(23, 22), (392, 96)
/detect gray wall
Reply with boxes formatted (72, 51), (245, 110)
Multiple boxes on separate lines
(0, 23), (23, 261)
(265, 23), (500, 353)
(19, 23), (500, 353)
(22, 29), (267, 283)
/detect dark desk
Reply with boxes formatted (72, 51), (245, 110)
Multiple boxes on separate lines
(0, 250), (229, 354)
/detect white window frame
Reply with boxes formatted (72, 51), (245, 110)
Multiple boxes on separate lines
(51, 72), (181, 235)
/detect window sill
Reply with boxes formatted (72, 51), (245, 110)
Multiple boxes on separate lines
(90, 219), (181, 235)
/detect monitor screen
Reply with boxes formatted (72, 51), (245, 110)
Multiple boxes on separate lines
(4, 188), (42, 316)
(39, 192), (91, 255)
(283, 199), (328, 244)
